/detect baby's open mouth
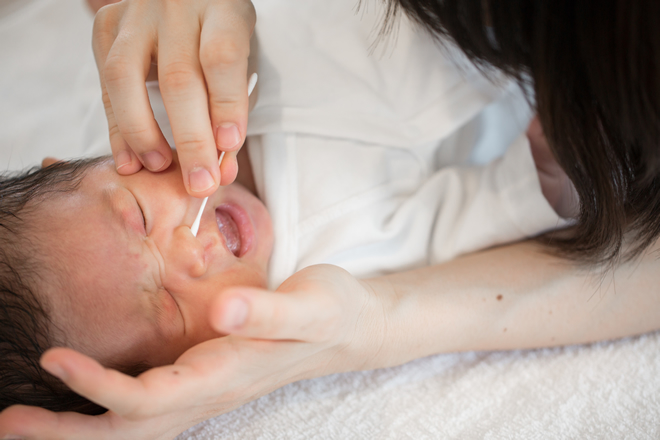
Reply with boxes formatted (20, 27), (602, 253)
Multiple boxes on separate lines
(215, 207), (241, 257)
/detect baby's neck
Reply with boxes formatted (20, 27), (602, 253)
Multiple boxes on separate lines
(234, 142), (257, 196)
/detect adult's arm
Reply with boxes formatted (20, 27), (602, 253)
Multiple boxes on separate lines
(214, 237), (660, 371)
(2, 236), (659, 439)
(362, 238), (660, 368)
(91, 0), (255, 195)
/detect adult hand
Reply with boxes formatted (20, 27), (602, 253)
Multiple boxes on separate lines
(86, 0), (119, 14)
(93, 0), (256, 196)
(0, 265), (386, 440)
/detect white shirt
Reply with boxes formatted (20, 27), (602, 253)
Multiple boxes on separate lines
(244, 0), (564, 287)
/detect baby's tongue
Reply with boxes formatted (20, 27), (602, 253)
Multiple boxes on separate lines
(215, 209), (241, 256)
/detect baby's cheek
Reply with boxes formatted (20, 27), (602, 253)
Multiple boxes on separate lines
(221, 265), (269, 290)
(153, 288), (185, 338)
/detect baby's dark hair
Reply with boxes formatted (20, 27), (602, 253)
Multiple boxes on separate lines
(0, 157), (148, 415)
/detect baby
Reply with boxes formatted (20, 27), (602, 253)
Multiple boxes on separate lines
(0, 0), (568, 417)
(0, 150), (273, 415)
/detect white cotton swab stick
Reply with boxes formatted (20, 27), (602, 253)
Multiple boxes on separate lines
(190, 186), (211, 237)
(247, 72), (258, 98)
(190, 73), (258, 237)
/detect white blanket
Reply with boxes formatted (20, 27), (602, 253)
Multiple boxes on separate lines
(179, 333), (660, 439)
(1, 1), (658, 439)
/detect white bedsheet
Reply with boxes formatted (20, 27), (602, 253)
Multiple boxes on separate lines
(1, 1), (658, 438)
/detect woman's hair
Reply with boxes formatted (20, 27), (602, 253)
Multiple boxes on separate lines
(0, 157), (148, 415)
(386, 0), (660, 263)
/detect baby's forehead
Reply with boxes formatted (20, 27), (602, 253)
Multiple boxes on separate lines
(35, 164), (145, 282)
(24, 158), (113, 217)
(30, 165), (109, 231)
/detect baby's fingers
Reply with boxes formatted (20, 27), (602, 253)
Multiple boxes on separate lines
(210, 287), (341, 343)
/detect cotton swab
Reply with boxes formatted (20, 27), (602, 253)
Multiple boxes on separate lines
(190, 73), (258, 237)
(247, 72), (258, 99)
(189, 179), (211, 237)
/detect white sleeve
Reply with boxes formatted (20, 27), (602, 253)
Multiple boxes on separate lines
(429, 133), (568, 264)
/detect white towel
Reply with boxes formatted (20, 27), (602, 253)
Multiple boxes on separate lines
(177, 332), (660, 439)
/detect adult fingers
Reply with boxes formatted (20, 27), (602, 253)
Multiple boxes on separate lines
(40, 347), (156, 418)
(218, 73), (258, 185)
(40, 348), (193, 419)
(39, 344), (228, 420)
(219, 149), (240, 186)
(92, 2), (142, 174)
(158, 5), (220, 197)
(0, 404), (186, 440)
(210, 287), (342, 343)
(199, 1), (255, 164)
(0, 405), (111, 440)
(95, 3), (172, 173)
(100, 79), (144, 174)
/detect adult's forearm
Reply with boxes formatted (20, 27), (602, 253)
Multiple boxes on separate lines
(364, 239), (660, 369)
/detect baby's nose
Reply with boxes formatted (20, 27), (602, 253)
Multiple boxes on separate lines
(166, 225), (207, 279)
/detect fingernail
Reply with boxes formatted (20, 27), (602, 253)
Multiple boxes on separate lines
(115, 150), (132, 171)
(224, 298), (248, 329)
(42, 362), (68, 381)
(141, 151), (167, 171)
(189, 167), (216, 193)
(216, 123), (241, 150)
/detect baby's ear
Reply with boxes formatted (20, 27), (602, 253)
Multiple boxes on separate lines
(41, 157), (60, 168)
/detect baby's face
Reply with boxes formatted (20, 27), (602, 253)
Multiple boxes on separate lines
(39, 153), (273, 367)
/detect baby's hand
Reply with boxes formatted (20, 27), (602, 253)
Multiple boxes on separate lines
(93, 0), (256, 196)
(0, 265), (385, 439)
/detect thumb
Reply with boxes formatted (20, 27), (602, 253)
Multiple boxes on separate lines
(210, 286), (340, 343)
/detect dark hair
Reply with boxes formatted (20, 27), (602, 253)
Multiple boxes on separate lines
(385, 0), (660, 263)
(0, 157), (148, 415)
